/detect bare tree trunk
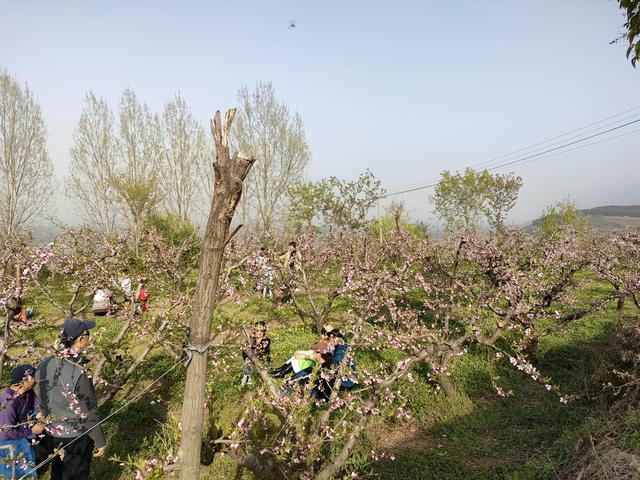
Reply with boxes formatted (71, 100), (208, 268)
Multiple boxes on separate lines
(0, 312), (10, 382)
(179, 109), (254, 480)
(0, 265), (21, 380)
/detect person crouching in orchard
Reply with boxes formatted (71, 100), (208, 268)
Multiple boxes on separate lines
(0, 365), (45, 478)
(241, 321), (271, 386)
(91, 288), (113, 317)
(37, 319), (106, 480)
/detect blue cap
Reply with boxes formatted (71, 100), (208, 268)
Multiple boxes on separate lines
(10, 364), (35, 384)
(61, 319), (96, 343)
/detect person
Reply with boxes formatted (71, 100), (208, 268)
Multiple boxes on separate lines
(281, 241), (302, 273)
(91, 288), (112, 317)
(270, 325), (337, 382)
(119, 269), (133, 304)
(254, 248), (274, 298)
(270, 349), (324, 393)
(37, 319), (106, 480)
(0, 364), (45, 478)
(311, 330), (358, 401)
(240, 322), (271, 386)
(135, 278), (149, 315)
(310, 325), (336, 358)
(5, 296), (22, 320)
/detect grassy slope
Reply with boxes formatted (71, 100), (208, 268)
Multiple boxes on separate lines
(16, 280), (639, 480)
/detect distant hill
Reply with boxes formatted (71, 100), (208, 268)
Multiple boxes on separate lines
(528, 205), (640, 232)
(579, 205), (640, 218)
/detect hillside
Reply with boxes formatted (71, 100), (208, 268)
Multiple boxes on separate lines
(529, 205), (640, 232)
(579, 205), (640, 232)
(579, 205), (640, 217)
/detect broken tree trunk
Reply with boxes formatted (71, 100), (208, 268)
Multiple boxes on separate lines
(179, 109), (254, 480)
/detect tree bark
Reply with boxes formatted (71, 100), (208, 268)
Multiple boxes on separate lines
(179, 109), (254, 480)
(0, 312), (10, 382)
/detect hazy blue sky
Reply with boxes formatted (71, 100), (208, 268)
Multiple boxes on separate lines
(1, 0), (638, 226)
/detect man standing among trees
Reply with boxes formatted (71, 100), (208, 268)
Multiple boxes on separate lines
(37, 319), (106, 480)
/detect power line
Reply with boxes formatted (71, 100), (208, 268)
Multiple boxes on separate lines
(476, 112), (640, 171)
(483, 117), (640, 172)
(388, 105), (640, 192)
(490, 126), (640, 171)
(379, 117), (640, 199)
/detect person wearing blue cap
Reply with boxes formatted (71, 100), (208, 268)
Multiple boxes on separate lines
(0, 364), (44, 478)
(37, 319), (106, 480)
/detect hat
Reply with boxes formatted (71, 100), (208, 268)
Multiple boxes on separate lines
(321, 324), (335, 336)
(10, 364), (35, 384)
(61, 319), (96, 343)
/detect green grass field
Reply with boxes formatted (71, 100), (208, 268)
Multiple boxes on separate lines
(15, 282), (640, 480)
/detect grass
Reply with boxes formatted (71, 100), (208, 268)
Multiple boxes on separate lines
(12, 274), (640, 479)
(367, 309), (625, 480)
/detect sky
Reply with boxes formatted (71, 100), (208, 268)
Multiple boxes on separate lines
(1, 0), (638, 227)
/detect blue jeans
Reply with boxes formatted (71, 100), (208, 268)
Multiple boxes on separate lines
(0, 437), (37, 478)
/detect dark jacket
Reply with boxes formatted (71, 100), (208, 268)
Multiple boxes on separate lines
(0, 387), (40, 440)
(37, 354), (106, 448)
(243, 335), (271, 364)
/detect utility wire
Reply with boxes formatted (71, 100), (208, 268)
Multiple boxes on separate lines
(482, 117), (640, 173)
(379, 117), (640, 199)
(476, 112), (640, 171)
(489, 127), (640, 172)
(389, 105), (640, 192)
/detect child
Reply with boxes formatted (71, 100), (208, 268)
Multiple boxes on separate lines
(120, 269), (133, 304)
(0, 364), (45, 478)
(241, 322), (271, 386)
(135, 278), (149, 314)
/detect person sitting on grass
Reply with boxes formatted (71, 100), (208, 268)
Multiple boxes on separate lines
(0, 364), (46, 479)
(311, 330), (358, 401)
(241, 321), (271, 386)
(270, 349), (325, 394)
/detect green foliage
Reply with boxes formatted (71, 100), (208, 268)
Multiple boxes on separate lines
(144, 213), (201, 264)
(111, 172), (163, 223)
(286, 169), (385, 232)
(535, 198), (590, 238)
(430, 168), (522, 234)
(366, 214), (424, 239)
(368, 201), (430, 239)
(482, 172), (522, 232)
(431, 168), (486, 233)
(617, 0), (640, 67)
(285, 180), (332, 232)
(324, 169), (385, 230)
(411, 220), (431, 238)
